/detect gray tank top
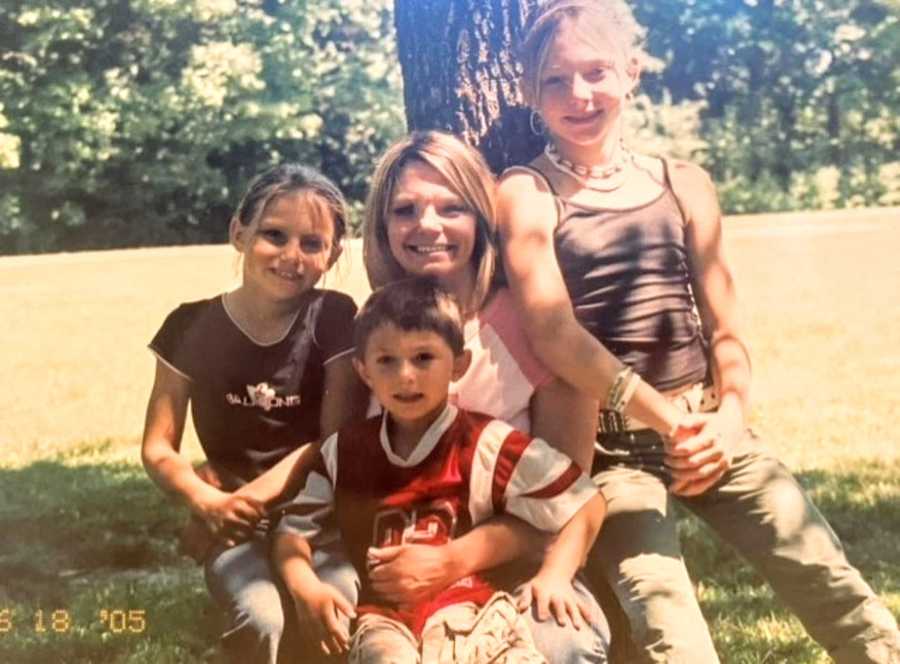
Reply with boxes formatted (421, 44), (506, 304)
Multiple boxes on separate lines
(514, 161), (708, 391)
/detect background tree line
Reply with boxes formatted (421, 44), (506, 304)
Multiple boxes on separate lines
(0, 0), (896, 255)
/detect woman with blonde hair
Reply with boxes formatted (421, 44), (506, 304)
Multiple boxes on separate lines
(362, 129), (609, 662)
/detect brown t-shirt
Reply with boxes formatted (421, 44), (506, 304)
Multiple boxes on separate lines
(149, 289), (357, 484)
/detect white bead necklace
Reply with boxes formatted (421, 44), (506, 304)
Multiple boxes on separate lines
(544, 142), (634, 192)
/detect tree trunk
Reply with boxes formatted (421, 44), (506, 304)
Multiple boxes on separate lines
(393, 3), (638, 662)
(393, 0), (543, 172)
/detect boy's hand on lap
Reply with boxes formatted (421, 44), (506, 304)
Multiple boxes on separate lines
(367, 544), (455, 606)
(292, 581), (355, 656)
(516, 574), (589, 631)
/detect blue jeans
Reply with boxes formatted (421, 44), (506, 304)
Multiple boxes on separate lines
(523, 575), (609, 664)
(205, 536), (359, 664)
(206, 536), (608, 663)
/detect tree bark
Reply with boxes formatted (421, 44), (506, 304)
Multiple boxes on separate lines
(393, 0), (543, 172)
(393, 3), (638, 662)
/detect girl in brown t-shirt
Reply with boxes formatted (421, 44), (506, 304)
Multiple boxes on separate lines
(141, 164), (368, 663)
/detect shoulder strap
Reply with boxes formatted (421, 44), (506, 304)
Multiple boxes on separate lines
(660, 156), (690, 225)
(501, 164), (564, 228)
(502, 164), (559, 196)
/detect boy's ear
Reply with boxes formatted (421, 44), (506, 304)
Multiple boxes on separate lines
(229, 217), (247, 251)
(352, 357), (372, 389)
(452, 349), (472, 381)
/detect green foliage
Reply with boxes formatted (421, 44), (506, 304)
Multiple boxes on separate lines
(0, 0), (405, 253)
(1, 0), (897, 252)
(636, 0), (900, 213)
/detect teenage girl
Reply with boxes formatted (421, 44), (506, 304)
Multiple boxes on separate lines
(497, 1), (900, 662)
(361, 130), (609, 663)
(141, 164), (368, 664)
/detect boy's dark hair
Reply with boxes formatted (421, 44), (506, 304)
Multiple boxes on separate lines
(354, 278), (465, 359)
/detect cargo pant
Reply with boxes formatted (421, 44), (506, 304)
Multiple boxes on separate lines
(349, 579), (608, 664)
(587, 428), (900, 664)
(349, 592), (546, 664)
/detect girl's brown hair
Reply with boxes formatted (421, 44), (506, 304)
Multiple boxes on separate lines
(233, 163), (349, 247)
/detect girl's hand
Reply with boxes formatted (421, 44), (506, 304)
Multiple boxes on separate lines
(366, 544), (456, 606)
(292, 581), (355, 656)
(515, 574), (590, 630)
(666, 406), (743, 496)
(196, 490), (266, 545)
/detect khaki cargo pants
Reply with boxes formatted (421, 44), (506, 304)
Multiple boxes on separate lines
(349, 592), (546, 664)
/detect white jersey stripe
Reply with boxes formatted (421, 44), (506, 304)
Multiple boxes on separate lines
(506, 473), (597, 532)
(505, 437), (596, 531)
(468, 418), (515, 526)
(507, 436), (573, 499)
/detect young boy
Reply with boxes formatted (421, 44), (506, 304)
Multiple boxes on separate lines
(272, 278), (607, 663)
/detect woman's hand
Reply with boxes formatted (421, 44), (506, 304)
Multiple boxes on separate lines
(195, 489), (266, 546)
(366, 544), (457, 606)
(666, 402), (744, 496)
(292, 581), (355, 656)
(515, 573), (590, 630)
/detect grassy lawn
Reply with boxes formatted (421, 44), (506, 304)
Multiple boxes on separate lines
(1, 208), (899, 662)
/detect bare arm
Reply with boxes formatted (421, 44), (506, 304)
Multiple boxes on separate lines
(517, 492), (608, 628)
(666, 162), (751, 495)
(273, 532), (354, 656)
(497, 171), (684, 435)
(681, 163), (751, 419)
(367, 515), (546, 605)
(538, 492), (607, 581)
(531, 377), (597, 472)
(141, 360), (263, 537)
(239, 354), (369, 506)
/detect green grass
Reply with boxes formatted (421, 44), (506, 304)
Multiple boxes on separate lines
(2, 209), (899, 661)
(0, 439), (218, 663)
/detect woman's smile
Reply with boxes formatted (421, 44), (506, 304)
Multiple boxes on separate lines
(387, 160), (477, 287)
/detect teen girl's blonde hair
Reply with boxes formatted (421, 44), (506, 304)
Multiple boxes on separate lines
(363, 131), (501, 316)
(519, 0), (647, 106)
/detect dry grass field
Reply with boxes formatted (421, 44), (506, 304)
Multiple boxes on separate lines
(1, 207), (899, 662)
(2, 208), (898, 467)
(0, 241), (371, 464)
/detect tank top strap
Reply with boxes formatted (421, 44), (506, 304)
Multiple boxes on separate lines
(659, 156), (688, 225)
(502, 164), (564, 227)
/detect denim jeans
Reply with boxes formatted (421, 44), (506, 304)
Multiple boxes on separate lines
(204, 536), (359, 664)
(588, 429), (900, 664)
(205, 538), (608, 664)
(524, 575), (609, 664)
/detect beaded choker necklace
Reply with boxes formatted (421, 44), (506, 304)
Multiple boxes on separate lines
(544, 142), (633, 192)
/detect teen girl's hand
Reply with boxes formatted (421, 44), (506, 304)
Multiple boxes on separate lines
(195, 489), (266, 546)
(367, 544), (456, 606)
(292, 580), (355, 656)
(666, 400), (743, 496)
(515, 574), (590, 631)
